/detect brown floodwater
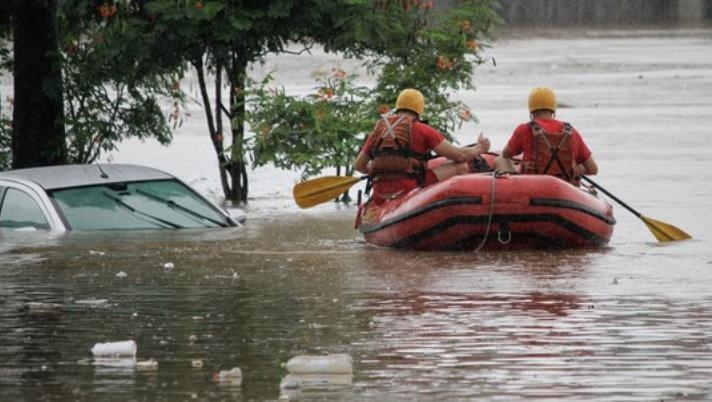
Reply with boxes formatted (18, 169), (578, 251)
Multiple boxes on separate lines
(2, 27), (712, 401)
(1, 208), (710, 401)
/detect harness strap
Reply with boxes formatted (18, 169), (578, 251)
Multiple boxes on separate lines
(371, 114), (428, 160)
(373, 114), (407, 153)
(530, 121), (573, 181)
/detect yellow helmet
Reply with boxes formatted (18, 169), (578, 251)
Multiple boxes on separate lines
(395, 88), (425, 115)
(528, 87), (557, 112)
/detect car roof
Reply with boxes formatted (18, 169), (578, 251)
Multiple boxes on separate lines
(0, 164), (175, 190)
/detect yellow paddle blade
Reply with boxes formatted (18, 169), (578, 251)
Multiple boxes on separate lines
(641, 215), (692, 242)
(293, 176), (363, 209)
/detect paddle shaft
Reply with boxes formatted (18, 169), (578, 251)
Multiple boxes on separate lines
(580, 175), (642, 218)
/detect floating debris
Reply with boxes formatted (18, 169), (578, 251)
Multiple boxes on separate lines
(136, 359), (158, 371)
(26, 302), (64, 313)
(91, 340), (137, 358)
(191, 359), (204, 368)
(280, 375), (301, 390)
(89, 250), (106, 256)
(212, 367), (242, 386)
(76, 298), (109, 307)
(286, 354), (352, 375)
(163, 262), (175, 269)
(115, 271), (127, 278)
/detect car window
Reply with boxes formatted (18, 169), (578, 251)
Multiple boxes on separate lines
(0, 188), (50, 230)
(49, 179), (228, 230)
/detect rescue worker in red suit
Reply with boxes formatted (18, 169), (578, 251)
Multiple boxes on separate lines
(354, 88), (491, 204)
(494, 87), (598, 184)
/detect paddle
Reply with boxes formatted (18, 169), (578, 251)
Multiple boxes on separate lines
(580, 175), (691, 242)
(293, 175), (368, 209)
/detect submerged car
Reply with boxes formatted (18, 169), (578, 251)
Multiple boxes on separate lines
(0, 164), (244, 231)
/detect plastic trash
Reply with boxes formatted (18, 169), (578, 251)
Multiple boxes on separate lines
(91, 340), (137, 358)
(26, 302), (64, 313)
(285, 354), (352, 375)
(212, 367), (242, 386)
(75, 298), (109, 307)
(280, 375), (301, 390)
(136, 359), (158, 371)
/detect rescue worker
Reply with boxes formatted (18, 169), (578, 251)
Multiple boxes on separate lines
(354, 88), (491, 204)
(494, 86), (598, 184)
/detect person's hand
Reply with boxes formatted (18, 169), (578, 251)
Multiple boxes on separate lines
(475, 132), (490, 153)
(574, 163), (586, 176)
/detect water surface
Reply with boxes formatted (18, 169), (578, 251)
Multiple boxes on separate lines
(2, 28), (712, 401)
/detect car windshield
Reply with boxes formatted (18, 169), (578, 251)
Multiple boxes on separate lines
(49, 179), (228, 230)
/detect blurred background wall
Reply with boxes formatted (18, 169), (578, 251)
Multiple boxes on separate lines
(438, 0), (712, 25)
(498, 0), (710, 25)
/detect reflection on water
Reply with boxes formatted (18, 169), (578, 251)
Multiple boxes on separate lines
(1, 214), (711, 401)
(356, 292), (711, 401)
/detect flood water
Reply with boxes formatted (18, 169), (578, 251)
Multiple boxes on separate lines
(2, 28), (712, 401)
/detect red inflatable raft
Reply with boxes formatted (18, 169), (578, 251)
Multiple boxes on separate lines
(356, 159), (615, 251)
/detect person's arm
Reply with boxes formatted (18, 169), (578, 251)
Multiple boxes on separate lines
(573, 130), (597, 175)
(501, 144), (514, 158)
(433, 133), (490, 162)
(577, 156), (598, 176)
(354, 149), (371, 174)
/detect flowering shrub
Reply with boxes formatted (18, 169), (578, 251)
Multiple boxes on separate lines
(247, 69), (374, 179)
(245, 0), (498, 183)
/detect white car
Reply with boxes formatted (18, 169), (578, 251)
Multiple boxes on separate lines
(0, 164), (244, 231)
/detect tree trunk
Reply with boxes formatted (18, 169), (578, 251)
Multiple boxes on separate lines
(214, 64), (232, 201)
(226, 58), (248, 204)
(194, 58), (232, 201)
(11, 0), (66, 168)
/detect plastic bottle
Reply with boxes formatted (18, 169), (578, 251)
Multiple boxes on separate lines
(285, 354), (352, 375)
(212, 367), (243, 385)
(136, 359), (158, 371)
(91, 340), (137, 358)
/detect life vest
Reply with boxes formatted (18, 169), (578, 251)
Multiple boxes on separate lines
(367, 114), (427, 181)
(525, 121), (578, 185)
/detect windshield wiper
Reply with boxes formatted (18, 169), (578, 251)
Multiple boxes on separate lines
(101, 191), (184, 229)
(135, 189), (227, 227)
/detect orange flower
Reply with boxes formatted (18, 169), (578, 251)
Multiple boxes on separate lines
(421, 1), (433, 10)
(377, 104), (390, 115)
(195, 1), (204, 10)
(436, 55), (453, 71)
(259, 125), (270, 138)
(331, 68), (347, 80)
(467, 39), (479, 50)
(403, 0), (417, 11)
(65, 43), (79, 55)
(318, 87), (334, 101)
(98, 3), (117, 19)
(458, 107), (472, 121)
